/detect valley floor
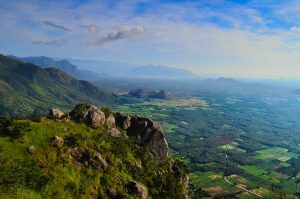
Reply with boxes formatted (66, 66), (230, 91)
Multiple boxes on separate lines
(114, 95), (300, 198)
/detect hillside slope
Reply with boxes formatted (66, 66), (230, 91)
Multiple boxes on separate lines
(10, 56), (101, 80)
(0, 55), (115, 115)
(0, 104), (188, 198)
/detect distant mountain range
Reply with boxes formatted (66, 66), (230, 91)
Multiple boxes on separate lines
(9, 56), (195, 79)
(66, 58), (195, 78)
(0, 54), (115, 115)
(10, 56), (103, 80)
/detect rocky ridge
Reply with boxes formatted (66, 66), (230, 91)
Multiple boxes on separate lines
(67, 104), (169, 164)
(0, 103), (189, 198)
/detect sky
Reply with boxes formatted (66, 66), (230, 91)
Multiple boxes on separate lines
(1, 0), (300, 78)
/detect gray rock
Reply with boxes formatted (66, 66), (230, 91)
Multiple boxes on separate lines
(27, 145), (35, 154)
(126, 181), (148, 199)
(127, 116), (168, 164)
(87, 109), (105, 127)
(69, 104), (105, 128)
(109, 128), (121, 138)
(48, 108), (65, 119)
(94, 153), (108, 170)
(51, 135), (64, 148)
(71, 147), (89, 166)
(114, 112), (131, 129)
(106, 114), (115, 127)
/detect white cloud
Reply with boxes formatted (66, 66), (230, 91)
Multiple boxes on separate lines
(1, 0), (300, 78)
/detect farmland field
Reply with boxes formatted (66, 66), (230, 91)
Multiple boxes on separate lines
(96, 77), (300, 198)
(111, 90), (300, 198)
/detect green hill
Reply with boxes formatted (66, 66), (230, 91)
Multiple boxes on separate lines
(0, 54), (115, 116)
(0, 104), (188, 198)
(10, 56), (102, 80)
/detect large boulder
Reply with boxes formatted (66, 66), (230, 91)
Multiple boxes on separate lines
(114, 112), (131, 130)
(106, 114), (115, 127)
(69, 104), (105, 128)
(127, 116), (168, 164)
(109, 128), (121, 138)
(48, 108), (65, 119)
(126, 181), (148, 199)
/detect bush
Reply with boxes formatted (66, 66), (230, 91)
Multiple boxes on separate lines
(101, 107), (112, 117)
(0, 117), (32, 138)
(0, 159), (54, 193)
(0, 116), (13, 132)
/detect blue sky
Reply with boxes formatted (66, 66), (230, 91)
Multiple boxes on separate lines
(1, 0), (300, 78)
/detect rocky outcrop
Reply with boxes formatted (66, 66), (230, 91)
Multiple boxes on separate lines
(70, 147), (108, 170)
(51, 135), (64, 148)
(182, 175), (190, 199)
(70, 147), (89, 166)
(69, 104), (105, 128)
(128, 116), (168, 163)
(115, 114), (168, 164)
(109, 128), (121, 138)
(48, 108), (65, 119)
(126, 181), (148, 199)
(106, 114), (115, 127)
(114, 113), (131, 130)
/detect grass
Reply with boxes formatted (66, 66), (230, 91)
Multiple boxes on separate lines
(189, 171), (235, 191)
(240, 165), (271, 181)
(0, 118), (187, 198)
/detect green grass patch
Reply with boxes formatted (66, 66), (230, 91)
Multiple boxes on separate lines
(255, 147), (298, 162)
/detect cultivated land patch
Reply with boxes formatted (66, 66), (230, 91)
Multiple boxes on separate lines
(189, 172), (230, 189)
(203, 186), (233, 197)
(255, 147), (298, 161)
(161, 122), (178, 133)
(240, 165), (270, 181)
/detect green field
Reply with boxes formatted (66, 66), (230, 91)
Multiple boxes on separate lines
(112, 94), (300, 198)
(256, 147), (298, 162)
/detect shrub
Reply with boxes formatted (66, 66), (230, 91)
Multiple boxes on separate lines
(101, 107), (112, 117)
(0, 159), (54, 193)
(0, 117), (30, 138)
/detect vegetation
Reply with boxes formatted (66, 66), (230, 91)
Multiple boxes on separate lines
(107, 79), (300, 198)
(0, 55), (115, 116)
(0, 115), (187, 198)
